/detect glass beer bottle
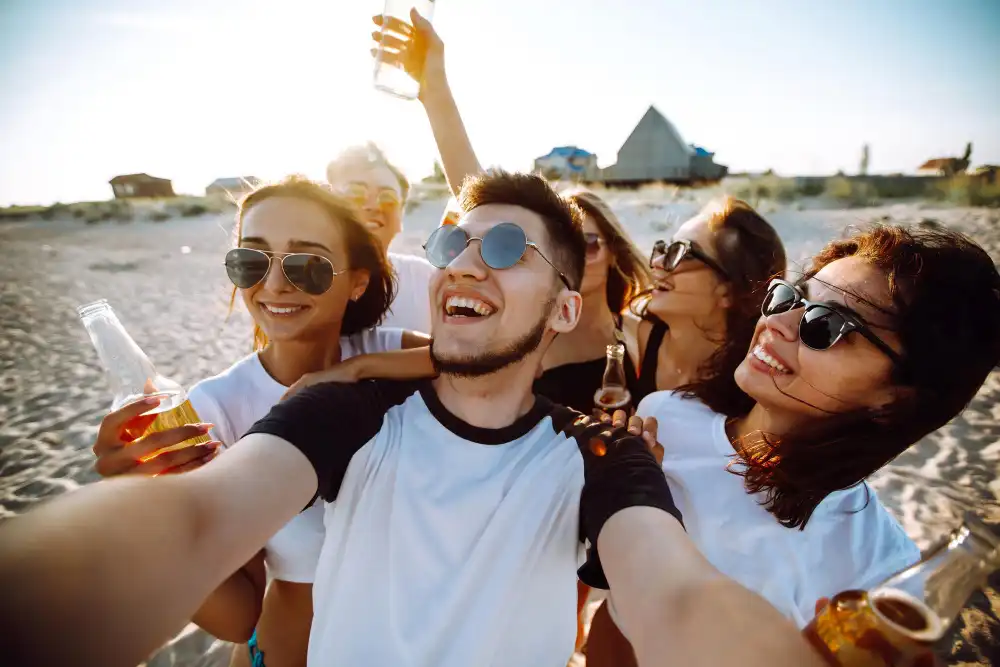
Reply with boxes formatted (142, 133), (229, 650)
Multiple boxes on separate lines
(593, 343), (632, 412)
(803, 512), (1000, 667)
(77, 299), (211, 461)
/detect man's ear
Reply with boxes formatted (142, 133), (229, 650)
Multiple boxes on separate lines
(549, 289), (582, 334)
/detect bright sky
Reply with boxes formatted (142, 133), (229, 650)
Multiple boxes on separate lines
(1, 0), (998, 206)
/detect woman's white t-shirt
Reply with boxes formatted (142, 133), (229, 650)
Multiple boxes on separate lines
(634, 391), (922, 628)
(385, 252), (435, 335)
(188, 327), (405, 583)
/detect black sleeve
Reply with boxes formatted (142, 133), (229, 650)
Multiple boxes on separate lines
(245, 378), (420, 502)
(564, 415), (684, 590)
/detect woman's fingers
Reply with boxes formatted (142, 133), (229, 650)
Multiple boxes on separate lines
(133, 442), (221, 477)
(128, 424), (214, 462)
(371, 31), (410, 52)
(94, 396), (162, 454)
(372, 14), (414, 36)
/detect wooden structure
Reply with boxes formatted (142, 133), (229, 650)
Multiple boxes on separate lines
(109, 173), (175, 199)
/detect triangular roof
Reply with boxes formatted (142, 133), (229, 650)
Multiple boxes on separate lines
(618, 106), (693, 156)
(109, 173), (171, 184)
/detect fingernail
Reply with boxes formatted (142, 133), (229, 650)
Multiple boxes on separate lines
(197, 423), (214, 433)
(142, 396), (161, 405)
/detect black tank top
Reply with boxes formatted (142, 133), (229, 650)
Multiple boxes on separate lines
(632, 316), (668, 400)
(532, 353), (640, 415)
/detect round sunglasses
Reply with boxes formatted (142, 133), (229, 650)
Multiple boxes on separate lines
(423, 222), (572, 289)
(224, 248), (342, 295)
(650, 239), (729, 279)
(584, 232), (604, 259)
(763, 279), (903, 365)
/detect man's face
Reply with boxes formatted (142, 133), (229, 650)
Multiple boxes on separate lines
(328, 162), (403, 249)
(428, 204), (582, 377)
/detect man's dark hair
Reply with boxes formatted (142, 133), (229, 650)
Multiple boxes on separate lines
(458, 169), (586, 290)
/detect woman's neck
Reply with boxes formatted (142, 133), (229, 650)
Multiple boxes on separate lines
(258, 335), (343, 388)
(546, 291), (617, 367)
(727, 403), (799, 443)
(653, 311), (726, 390)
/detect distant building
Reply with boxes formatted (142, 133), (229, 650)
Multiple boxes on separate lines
(917, 142), (972, 177)
(206, 177), (260, 198)
(533, 146), (599, 181)
(596, 106), (727, 185)
(109, 173), (175, 199)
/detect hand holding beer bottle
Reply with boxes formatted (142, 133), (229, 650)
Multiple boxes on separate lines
(370, 6), (445, 102)
(803, 513), (999, 667)
(79, 300), (221, 477)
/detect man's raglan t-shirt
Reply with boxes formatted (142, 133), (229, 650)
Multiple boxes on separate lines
(186, 327), (404, 583)
(247, 380), (608, 667)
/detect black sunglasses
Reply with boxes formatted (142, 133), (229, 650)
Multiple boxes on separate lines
(224, 248), (342, 295)
(763, 279), (904, 365)
(423, 222), (572, 290)
(651, 239), (729, 279)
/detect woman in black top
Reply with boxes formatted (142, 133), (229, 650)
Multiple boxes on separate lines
(531, 188), (650, 414)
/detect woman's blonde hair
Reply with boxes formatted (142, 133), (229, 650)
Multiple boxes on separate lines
(561, 187), (651, 314)
(230, 175), (397, 351)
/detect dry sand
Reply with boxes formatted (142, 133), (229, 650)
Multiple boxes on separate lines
(1, 190), (997, 666)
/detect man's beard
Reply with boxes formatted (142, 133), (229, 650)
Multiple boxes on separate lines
(430, 309), (550, 379)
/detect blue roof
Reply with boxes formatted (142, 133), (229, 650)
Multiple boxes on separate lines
(544, 146), (594, 159)
(690, 145), (713, 157)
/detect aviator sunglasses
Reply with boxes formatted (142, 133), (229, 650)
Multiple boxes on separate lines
(763, 279), (904, 365)
(224, 248), (342, 295)
(651, 239), (729, 279)
(423, 222), (572, 289)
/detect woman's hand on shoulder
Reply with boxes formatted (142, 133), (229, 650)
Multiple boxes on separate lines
(93, 397), (221, 477)
(283, 359), (362, 401)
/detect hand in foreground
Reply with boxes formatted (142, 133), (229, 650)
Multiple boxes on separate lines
(598, 409), (664, 465)
(93, 396), (220, 477)
(370, 8), (445, 100)
(282, 361), (360, 401)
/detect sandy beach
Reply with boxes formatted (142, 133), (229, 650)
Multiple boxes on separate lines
(1, 188), (997, 666)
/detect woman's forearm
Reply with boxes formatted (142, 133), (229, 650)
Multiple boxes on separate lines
(354, 347), (435, 381)
(598, 507), (824, 667)
(421, 77), (483, 198)
(191, 551), (266, 642)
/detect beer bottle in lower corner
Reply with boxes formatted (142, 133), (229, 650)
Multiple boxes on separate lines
(593, 342), (632, 413)
(77, 299), (211, 461)
(803, 512), (999, 667)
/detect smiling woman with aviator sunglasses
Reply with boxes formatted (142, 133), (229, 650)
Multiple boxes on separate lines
(590, 224), (1000, 667)
(89, 176), (430, 667)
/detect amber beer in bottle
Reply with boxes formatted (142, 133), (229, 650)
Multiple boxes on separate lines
(77, 299), (211, 461)
(803, 513), (999, 667)
(594, 343), (632, 412)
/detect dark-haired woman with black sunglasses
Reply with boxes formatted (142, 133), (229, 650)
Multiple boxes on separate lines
(88, 176), (431, 667)
(588, 224), (1000, 667)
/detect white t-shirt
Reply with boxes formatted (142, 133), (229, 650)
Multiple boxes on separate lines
(246, 382), (628, 667)
(187, 327), (404, 583)
(636, 391), (922, 627)
(385, 252), (435, 334)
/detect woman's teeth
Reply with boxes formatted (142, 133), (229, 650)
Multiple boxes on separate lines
(752, 344), (790, 374)
(262, 305), (305, 315)
(445, 295), (495, 317)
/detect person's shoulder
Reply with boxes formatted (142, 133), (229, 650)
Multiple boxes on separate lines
(389, 251), (435, 279)
(341, 326), (405, 357)
(637, 390), (716, 422)
(189, 353), (262, 402)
